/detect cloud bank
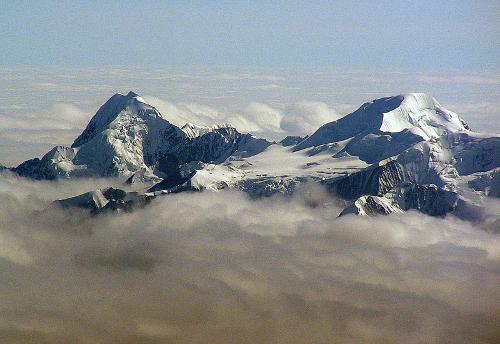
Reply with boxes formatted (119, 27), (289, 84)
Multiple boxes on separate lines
(0, 103), (89, 131)
(144, 96), (338, 140)
(0, 173), (499, 343)
(281, 101), (339, 136)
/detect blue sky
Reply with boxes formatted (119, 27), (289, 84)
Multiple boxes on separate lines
(1, 0), (499, 71)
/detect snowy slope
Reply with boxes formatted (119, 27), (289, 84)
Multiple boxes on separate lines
(294, 93), (470, 162)
(72, 91), (186, 176)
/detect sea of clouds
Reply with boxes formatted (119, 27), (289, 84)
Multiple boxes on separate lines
(0, 173), (499, 343)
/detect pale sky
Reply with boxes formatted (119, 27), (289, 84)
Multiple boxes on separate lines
(1, 0), (499, 71)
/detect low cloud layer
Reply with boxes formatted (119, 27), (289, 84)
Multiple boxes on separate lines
(0, 103), (91, 166)
(281, 101), (339, 136)
(145, 96), (338, 140)
(0, 103), (89, 131)
(0, 173), (499, 343)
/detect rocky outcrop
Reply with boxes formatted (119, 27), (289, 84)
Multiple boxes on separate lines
(323, 159), (413, 200)
(340, 183), (460, 217)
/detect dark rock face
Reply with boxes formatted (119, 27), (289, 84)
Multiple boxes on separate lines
(324, 160), (413, 200)
(468, 169), (500, 198)
(280, 136), (305, 147)
(168, 128), (272, 165)
(102, 188), (127, 201)
(171, 127), (242, 164)
(148, 129), (271, 182)
(54, 187), (154, 215)
(397, 183), (459, 217)
(12, 158), (47, 179)
(99, 194), (155, 214)
(148, 171), (196, 193)
(156, 154), (182, 177)
(453, 136), (500, 175)
(340, 129), (424, 164)
(339, 183), (460, 218)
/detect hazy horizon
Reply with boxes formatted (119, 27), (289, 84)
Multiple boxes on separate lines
(1, 1), (499, 72)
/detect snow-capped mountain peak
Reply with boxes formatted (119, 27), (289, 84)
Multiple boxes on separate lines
(124, 90), (145, 102)
(295, 93), (469, 152)
(72, 91), (167, 148)
(378, 93), (468, 138)
(13, 91), (271, 179)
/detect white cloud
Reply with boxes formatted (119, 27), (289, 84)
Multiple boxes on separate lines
(146, 95), (285, 135)
(280, 101), (340, 136)
(0, 104), (91, 165)
(0, 103), (89, 130)
(142, 96), (221, 127)
(228, 102), (283, 135)
(0, 175), (498, 343)
(147, 96), (340, 139)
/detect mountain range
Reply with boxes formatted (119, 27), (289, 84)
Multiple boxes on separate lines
(7, 92), (500, 221)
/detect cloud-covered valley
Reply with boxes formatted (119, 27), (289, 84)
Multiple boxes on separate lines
(0, 173), (499, 344)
